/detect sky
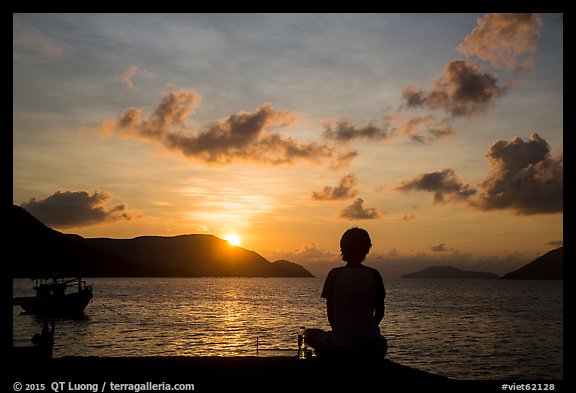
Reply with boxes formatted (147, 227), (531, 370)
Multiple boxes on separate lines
(13, 13), (563, 278)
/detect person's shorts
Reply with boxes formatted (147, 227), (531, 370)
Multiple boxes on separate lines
(313, 331), (388, 359)
(313, 330), (334, 355)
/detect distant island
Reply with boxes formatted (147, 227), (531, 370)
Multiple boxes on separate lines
(11, 205), (314, 278)
(399, 247), (563, 280)
(501, 247), (563, 280)
(401, 266), (499, 279)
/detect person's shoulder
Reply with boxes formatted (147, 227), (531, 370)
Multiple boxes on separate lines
(363, 265), (381, 275)
(364, 266), (385, 295)
(329, 266), (345, 274)
(363, 266), (384, 281)
(326, 266), (344, 279)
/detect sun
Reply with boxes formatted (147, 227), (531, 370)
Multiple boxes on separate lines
(224, 234), (241, 247)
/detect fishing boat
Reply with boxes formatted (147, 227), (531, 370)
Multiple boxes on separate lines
(13, 276), (93, 317)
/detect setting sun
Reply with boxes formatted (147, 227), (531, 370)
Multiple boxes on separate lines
(11, 13), (563, 383)
(224, 234), (241, 247)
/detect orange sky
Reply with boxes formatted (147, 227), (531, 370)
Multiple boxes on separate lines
(13, 13), (563, 277)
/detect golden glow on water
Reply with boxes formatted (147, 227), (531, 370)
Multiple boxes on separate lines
(12, 278), (563, 379)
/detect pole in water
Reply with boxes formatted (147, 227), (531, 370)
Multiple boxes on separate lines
(256, 337), (259, 356)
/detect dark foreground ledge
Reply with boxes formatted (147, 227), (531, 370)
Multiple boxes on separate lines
(9, 355), (564, 392)
(8, 355), (462, 391)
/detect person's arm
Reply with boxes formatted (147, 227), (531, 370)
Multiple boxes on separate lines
(373, 298), (384, 325)
(326, 297), (335, 328)
(321, 268), (339, 329)
(371, 267), (386, 325)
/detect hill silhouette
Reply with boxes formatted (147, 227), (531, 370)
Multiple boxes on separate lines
(82, 235), (314, 277)
(11, 205), (313, 278)
(401, 266), (499, 279)
(501, 247), (563, 280)
(11, 205), (163, 277)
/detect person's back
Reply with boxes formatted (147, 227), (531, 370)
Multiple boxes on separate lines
(324, 265), (384, 347)
(307, 227), (388, 359)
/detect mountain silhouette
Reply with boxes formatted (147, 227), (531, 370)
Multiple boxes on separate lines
(82, 235), (314, 277)
(401, 266), (499, 279)
(11, 205), (313, 278)
(501, 247), (563, 280)
(11, 205), (162, 277)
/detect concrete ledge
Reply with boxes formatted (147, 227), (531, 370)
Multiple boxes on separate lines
(9, 355), (455, 391)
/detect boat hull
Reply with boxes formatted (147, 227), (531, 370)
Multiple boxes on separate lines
(15, 290), (93, 317)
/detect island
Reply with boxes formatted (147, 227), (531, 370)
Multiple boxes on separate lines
(401, 266), (499, 279)
(501, 247), (563, 280)
(11, 205), (313, 278)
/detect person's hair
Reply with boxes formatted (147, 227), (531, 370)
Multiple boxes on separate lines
(340, 227), (372, 263)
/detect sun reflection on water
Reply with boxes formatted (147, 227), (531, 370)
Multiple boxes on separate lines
(12, 277), (562, 379)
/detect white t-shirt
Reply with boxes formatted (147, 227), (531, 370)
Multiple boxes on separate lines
(321, 266), (385, 347)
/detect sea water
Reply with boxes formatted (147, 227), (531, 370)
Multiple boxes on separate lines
(12, 277), (562, 380)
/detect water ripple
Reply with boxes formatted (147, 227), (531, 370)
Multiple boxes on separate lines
(13, 277), (562, 380)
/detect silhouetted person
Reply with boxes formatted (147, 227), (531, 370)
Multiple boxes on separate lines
(307, 227), (388, 359)
(32, 318), (54, 347)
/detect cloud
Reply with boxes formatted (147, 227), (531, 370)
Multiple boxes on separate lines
(267, 244), (531, 279)
(13, 15), (64, 60)
(101, 87), (355, 168)
(546, 240), (563, 247)
(262, 244), (342, 278)
(396, 168), (477, 204)
(323, 119), (391, 143)
(456, 13), (543, 73)
(320, 14), (543, 149)
(101, 88), (202, 139)
(402, 214), (416, 221)
(402, 60), (508, 117)
(397, 134), (562, 215)
(323, 114), (453, 145)
(430, 243), (448, 252)
(339, 198), (381, 220)
(21, 190), (137, 228)
(121, 65), (138, 88)
(388, 114), (454, 144)
(311, 174), (358, 200)
(368, 248), (528, 279)
(474, 133), (563, 215)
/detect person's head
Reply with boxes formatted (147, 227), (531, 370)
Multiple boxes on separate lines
(340, 227), (372, 263)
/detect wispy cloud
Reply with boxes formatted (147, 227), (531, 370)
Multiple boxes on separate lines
(121, 65), (138, 88)
(323, 114), (453, 144)
(120, 65), (149, 89)
(323, 119), (391, 143)
(457, 13), (543, 74)
(13, 15), (64, 60)
(21, 190), (137, 228)
(387, 114), (454, 144)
